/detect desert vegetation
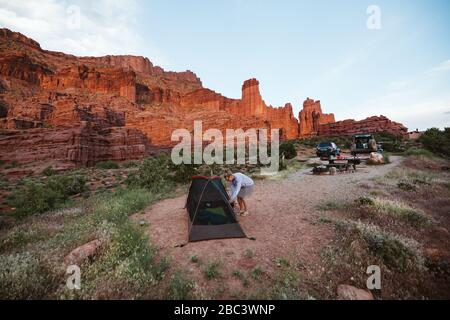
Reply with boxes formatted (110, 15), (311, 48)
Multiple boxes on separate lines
(316, 149), (450, 299)
(0, 136), (449, 299)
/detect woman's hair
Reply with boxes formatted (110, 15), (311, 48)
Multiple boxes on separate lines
(224, 170), (234, 178)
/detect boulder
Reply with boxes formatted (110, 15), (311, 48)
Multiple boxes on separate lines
(369, 152), (385, 165)
(64, 239), (103, 266)
(337, 284), (374, 300)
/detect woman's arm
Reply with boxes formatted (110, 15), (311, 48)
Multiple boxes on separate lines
(229, 179), (242, 203)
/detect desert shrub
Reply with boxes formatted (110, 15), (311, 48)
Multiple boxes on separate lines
(404, 147), (435, 158)
(91, 188), (156, 225)
(335, 221), (424, 272)
(4, 160), (19, 169)
(121, 160), (140, 168)
(375, 132), (404, 152)
(371, 198), (431, 227)
(356, 196), (375, 206)
(280, 141), (297, 160)
(316, 200), (347, 211)
(9, 175), (86, 218)
(251, 266), (264, 279)
(406, 170), (436, 185)
(204, 261), (222, 280)
(42, 166), (57, 176)
(0, 252), (58, 299)
(169, 271), (195, 300)
(0, 175), (8, 190)
(125, 155), (171, 192)
(397, 181), (417, 192)
(299, 136), (352, 149)
(61, 188), (170, 298)
(418, 127), (450, 158)
(9, 181), (64, 218)
(169, 163), (199, 183)
(109, 223), (165, 286)
(385, 168), (436, 186)
(47, 175), (87, 196)
(95, 160), (120, 170)
(271, 261), (302, 299)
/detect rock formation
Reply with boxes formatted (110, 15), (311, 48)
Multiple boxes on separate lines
(298, 98), (407, 138)
(299, 98), (335, 137)
(41, 65), (137, 103)
(318, 115), (408, 138)
(0, 28), (408, 169)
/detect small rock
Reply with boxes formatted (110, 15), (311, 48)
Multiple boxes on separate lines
(433, 227), (450, 238)
(424, 248), (442, 262)
(64, 239), (102, 266)
(139, 220), (147, 227)
(337, 284), (374, 300)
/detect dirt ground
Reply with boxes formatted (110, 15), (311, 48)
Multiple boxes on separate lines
(134, 157), (403, 299)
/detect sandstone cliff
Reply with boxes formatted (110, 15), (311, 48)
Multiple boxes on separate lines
(0, 28), (408, 169)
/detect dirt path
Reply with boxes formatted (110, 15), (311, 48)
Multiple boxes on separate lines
(134, 157), (402, 298)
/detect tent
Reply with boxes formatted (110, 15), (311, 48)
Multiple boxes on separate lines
(185, 176), (247, 242)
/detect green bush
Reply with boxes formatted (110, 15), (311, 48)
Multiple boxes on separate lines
(9, 181), (63, 218)
(371, 198), (431, 227)
(356, 197), (375, 206)
(298, 136), (352, 149)
(4, 160), (19, 169)
(169, 163), (199, 183)
(0, 252), (57, 299)
(96, 161), (120, 169)
(418, 128), (450, 158)
(42, 166), (57, 176)
(375, 132), (404, 152)
(335, 221), (424, 272)
(204, 261), (222, 280)
(169, 271), (195, 300)
(47, 175), (87, 197)
(397, 181), (417, 192)
(9, 175), (86, 218)
(280, 141), (297, 160)
(404, 147), (435, 158)
(126, 155), (171, 192)
(122, 160), (140, 168)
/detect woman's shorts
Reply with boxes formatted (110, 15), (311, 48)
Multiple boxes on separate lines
(238, 185), (254, 198)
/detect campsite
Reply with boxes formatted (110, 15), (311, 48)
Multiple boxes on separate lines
(0, 1), (449, 305)
(1, 133), (450, 300)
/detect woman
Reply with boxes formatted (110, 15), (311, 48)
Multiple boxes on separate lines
(224, 171), (255, 217)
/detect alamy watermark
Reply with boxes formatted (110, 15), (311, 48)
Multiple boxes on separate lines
(66, 265), (81, 290)
(66, 5), (82, 30)
(366, 265), (381, 290)
(171, 121), (280, 175)
(367, 5), (381, 30)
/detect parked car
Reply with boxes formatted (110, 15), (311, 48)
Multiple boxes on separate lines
(316, 141), (341, 159)
(351, 134), (378, 155)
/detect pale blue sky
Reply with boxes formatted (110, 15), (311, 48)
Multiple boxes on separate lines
(1, 0), (449, 130)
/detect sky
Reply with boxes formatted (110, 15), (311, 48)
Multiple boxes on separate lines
(0, 0), (449, 130)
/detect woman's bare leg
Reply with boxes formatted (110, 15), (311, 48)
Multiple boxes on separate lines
(237, 197), (244, 212)
(241, 198), (247, 212)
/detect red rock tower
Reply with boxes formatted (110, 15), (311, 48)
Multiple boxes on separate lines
(241, 78), (266, 118)
(299, 98), (335, 137)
